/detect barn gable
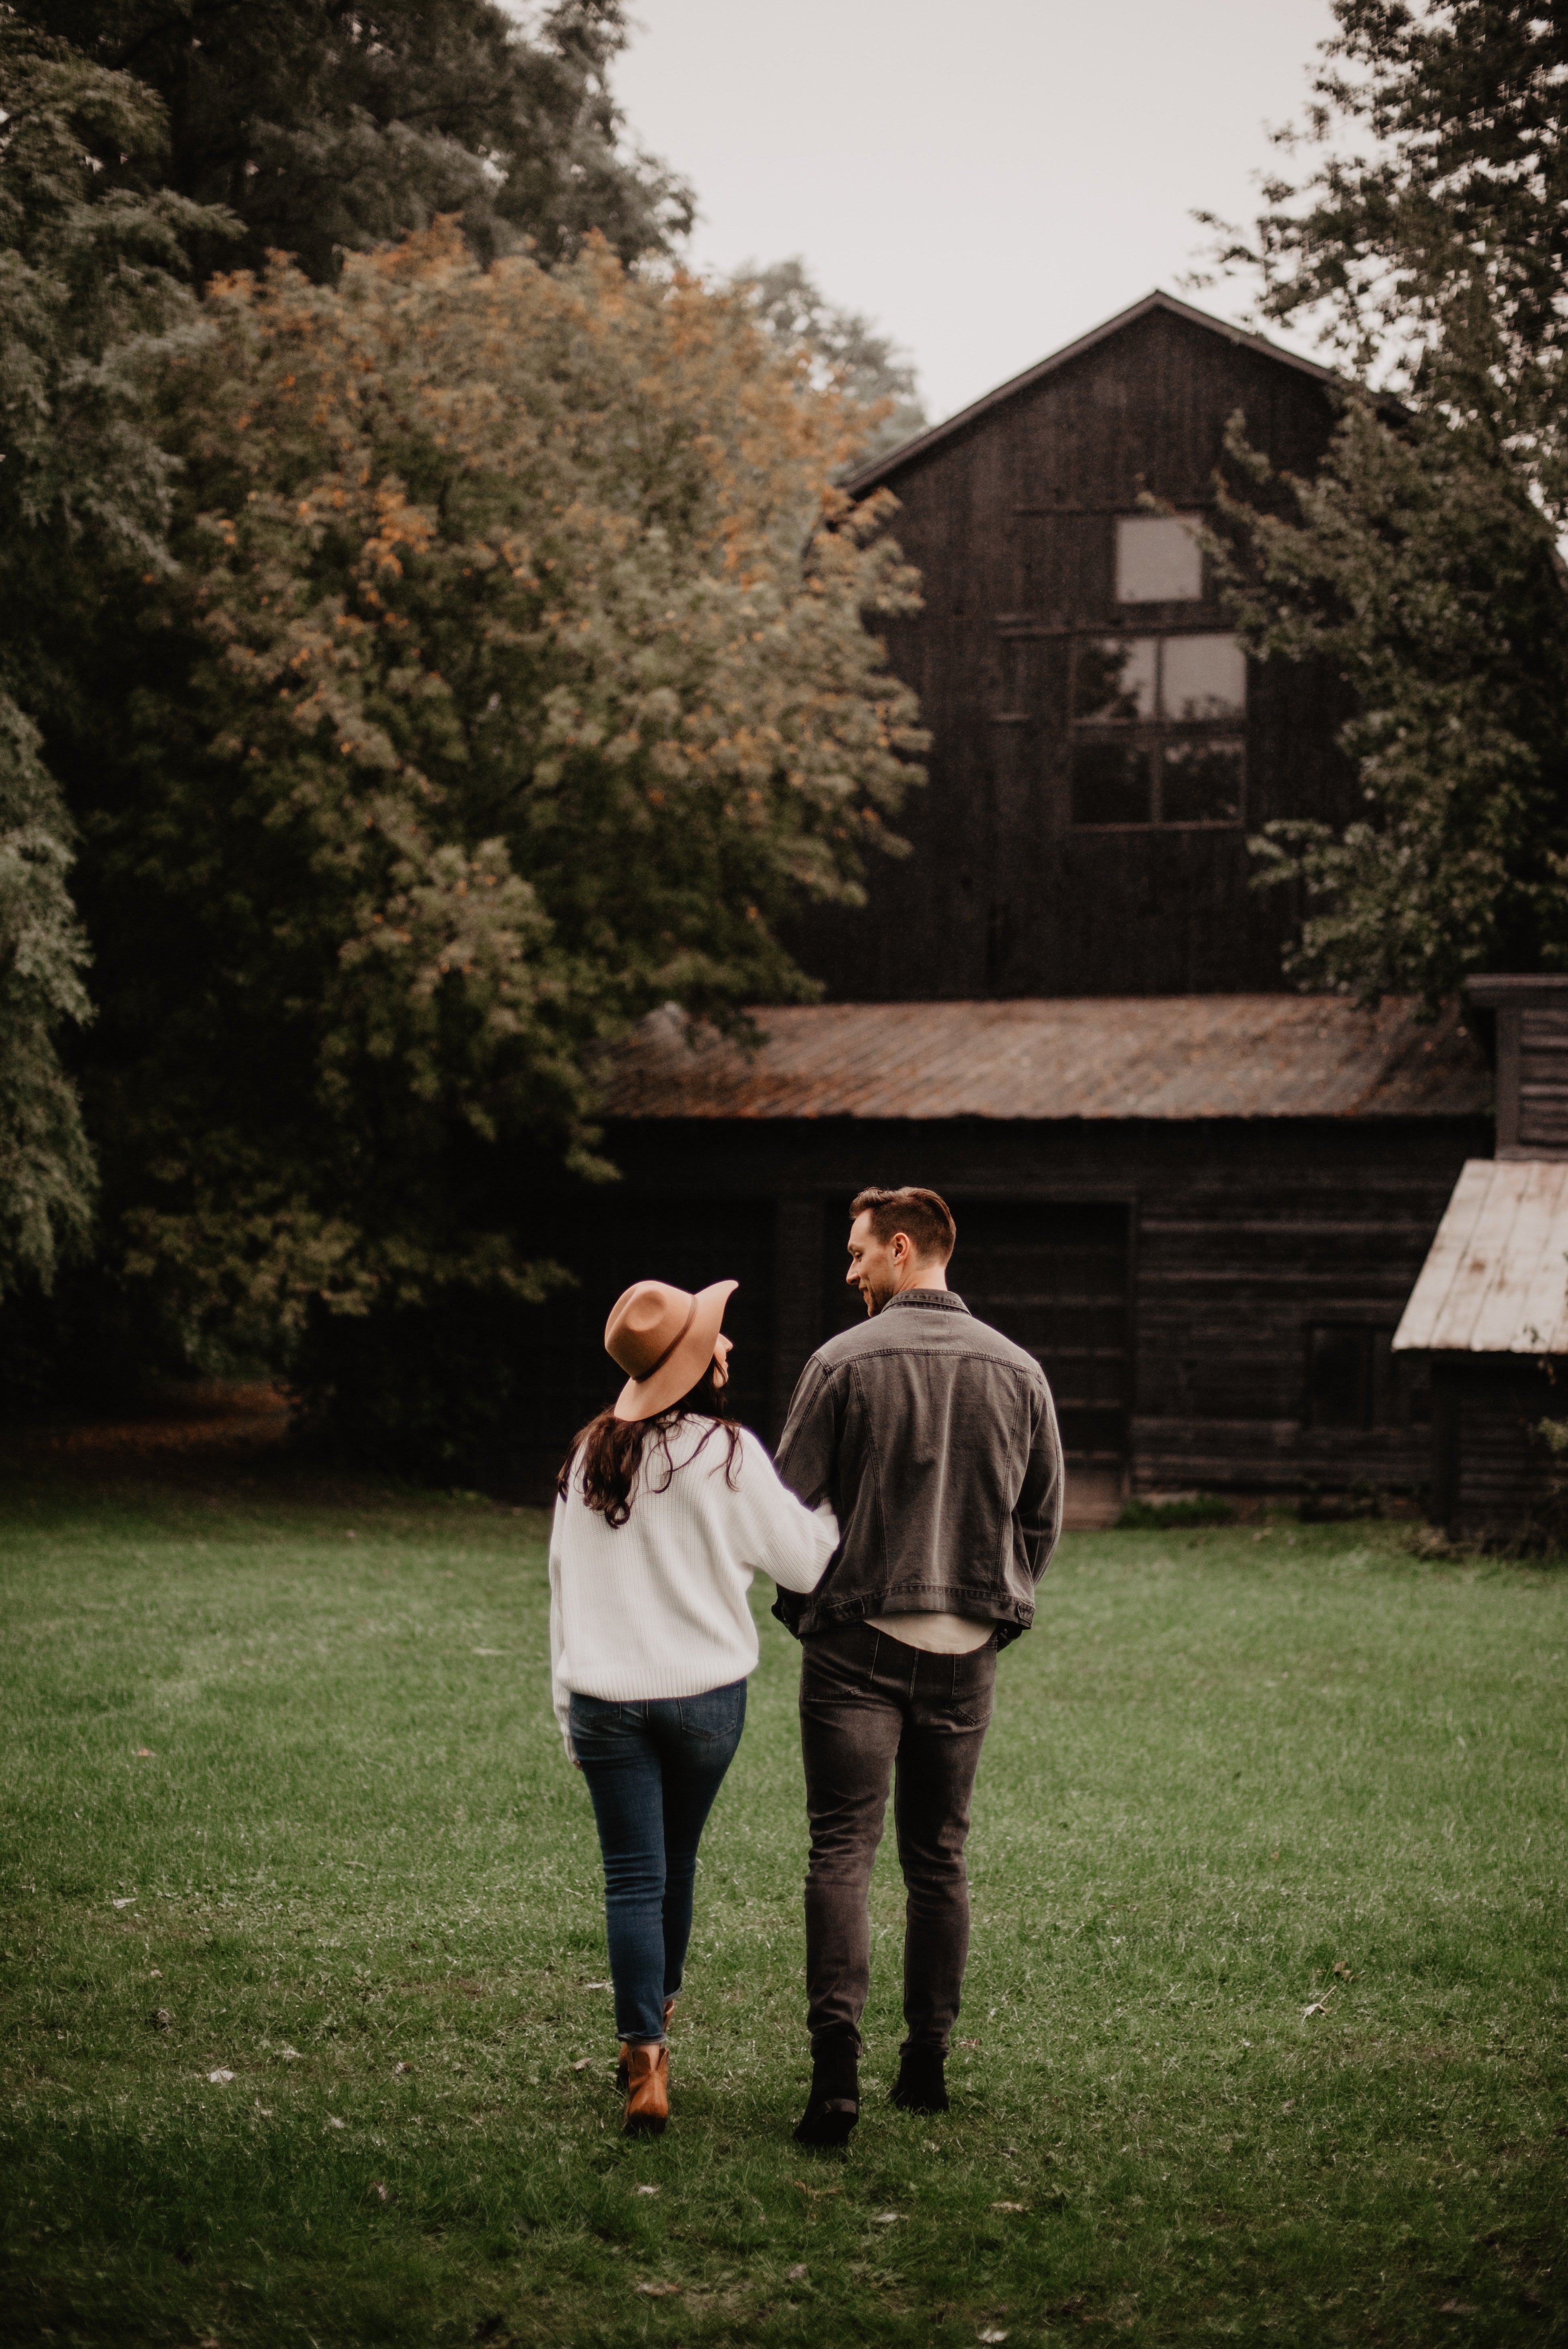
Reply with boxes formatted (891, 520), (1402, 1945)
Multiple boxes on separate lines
(789, 291), (1352, 1004)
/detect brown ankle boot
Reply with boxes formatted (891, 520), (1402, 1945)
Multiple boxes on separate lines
(622, 2041), (668, 2135)
(617, 2001), (676, 2094)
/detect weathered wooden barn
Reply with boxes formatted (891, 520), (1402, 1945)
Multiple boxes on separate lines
(519, 292), (1493, 1514)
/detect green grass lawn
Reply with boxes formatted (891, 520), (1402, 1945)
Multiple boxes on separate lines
(2, 1462), (1565, 2348)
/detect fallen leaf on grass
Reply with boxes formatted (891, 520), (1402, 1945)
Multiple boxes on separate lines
(793, 2180), (842, 2198)
(873, 2211), (901, 2225)
(208, 2068), (234, 2084)
(991, 2200), (1027, 2212)
(1301, 1990), (1335, 2019)
(1282, 2100), (1295, 2113)
(634, 2281), (679, 2297)
(979, 2331), (1009, 2344)
(571, 2058), (592, 2072)
(392, 2061), (413, 2075)
(279, 2047), (303, 2061)
(112, 1897), (136, 1910)
(582, 1980), (613, 1991)
(634, 2184), (660, 2196)
(1333, 1959), (1354, 1980)
(371, 2182), (394, 2204)
(135, 1748), (155, 1757)
(326, 2115), (345, 2129)
(150, 2009), (171, 2031)
(787, 2263), (808, 2282)
(957, 2037), (981, 2048)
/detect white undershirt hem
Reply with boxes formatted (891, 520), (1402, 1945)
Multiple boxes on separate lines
(865, 1610), (996, 1655)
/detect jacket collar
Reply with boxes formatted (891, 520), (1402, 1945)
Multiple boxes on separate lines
(880, 1288), (970, 1316)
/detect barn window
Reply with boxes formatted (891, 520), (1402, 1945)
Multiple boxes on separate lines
(1070, 633), (1246, 826)
(1116, 514), (1203, 603)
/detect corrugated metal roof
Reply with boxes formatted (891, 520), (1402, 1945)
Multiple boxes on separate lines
(841, 290), (1343, 496)
(1393, 1159), (1568, 1354)
(603, 996), (1489, 1124)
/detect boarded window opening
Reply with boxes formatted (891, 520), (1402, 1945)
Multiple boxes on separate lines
(1305, 1326), (1429, 1431)
(1115, 513), (1203, 603)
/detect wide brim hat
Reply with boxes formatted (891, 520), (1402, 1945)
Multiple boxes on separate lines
(604, 1277), (738, 1423)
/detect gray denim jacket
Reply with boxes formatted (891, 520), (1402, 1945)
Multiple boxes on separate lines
(772, 1289), (1064, 1647)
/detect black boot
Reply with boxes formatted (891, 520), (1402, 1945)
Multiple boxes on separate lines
(890, 2045), (949, 2113)
(792, 2036), (859, 2147)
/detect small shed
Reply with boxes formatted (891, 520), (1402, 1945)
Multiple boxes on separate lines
(1393, 977), (1568, 1540)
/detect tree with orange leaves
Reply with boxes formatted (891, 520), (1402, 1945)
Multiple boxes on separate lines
(64, 224), (922, 1451)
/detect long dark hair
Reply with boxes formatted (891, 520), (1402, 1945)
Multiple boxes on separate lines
(557, 1356), (743, 1530)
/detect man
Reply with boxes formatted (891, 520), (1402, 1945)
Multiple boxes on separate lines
(774, 1185), (1063, 2146)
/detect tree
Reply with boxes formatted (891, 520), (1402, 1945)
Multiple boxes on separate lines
(735, 258), (928, 468)
(1212, 399), (1568, 1004)
(62, 224), (922, 1434)
(1202, 0), (1568, 1002)
(0, 703), (95, 1296)
(0, 17), (226, 1296)
(15, 0), (694, 283)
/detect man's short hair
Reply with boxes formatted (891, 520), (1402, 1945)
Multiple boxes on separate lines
(849, 1185), (957, 1267)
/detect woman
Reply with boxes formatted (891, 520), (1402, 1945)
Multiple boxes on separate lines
(550, 1276), (837, 2136)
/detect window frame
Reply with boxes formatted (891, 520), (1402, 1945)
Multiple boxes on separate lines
(1069, 630), (1248, 832)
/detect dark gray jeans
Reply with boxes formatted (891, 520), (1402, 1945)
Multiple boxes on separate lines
(798, 1617), (997, 2059)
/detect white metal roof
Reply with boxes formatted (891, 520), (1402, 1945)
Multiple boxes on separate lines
(1393, 1159), (1568, 1355)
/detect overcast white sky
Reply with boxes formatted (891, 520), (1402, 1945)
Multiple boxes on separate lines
(613, 0), (1340, 426)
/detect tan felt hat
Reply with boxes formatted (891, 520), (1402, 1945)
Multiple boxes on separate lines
(604, 1277), (738, 1423)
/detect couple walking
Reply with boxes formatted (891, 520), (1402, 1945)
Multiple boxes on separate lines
(548, 1186), (1063, 2140)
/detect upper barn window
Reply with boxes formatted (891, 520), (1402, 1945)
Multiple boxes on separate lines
(1115, 513), (1203, 603)
(1071, 633), (1246, 827)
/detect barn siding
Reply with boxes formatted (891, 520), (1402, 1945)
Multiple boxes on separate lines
(1430, 1357), (1566, 1542)
(570, 1110), (1488, 1499)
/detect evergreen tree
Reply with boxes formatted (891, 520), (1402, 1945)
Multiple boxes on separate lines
(14, 0), (693, 283)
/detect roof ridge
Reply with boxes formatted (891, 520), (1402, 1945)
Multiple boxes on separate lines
(841, 289), (1344, 495)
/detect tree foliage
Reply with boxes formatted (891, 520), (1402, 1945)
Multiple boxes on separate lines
(14, 0), (693, 283)
(0, 702), (95, 1295)
(75, 224), (922, 1370)
(735, 258), (927, 468)
(1205, 0), (1568, 1002)
(0, 16), (225, 1294)
(1214, 401), (1568, 1003)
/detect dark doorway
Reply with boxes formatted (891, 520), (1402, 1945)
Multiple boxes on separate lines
(820, 1196), (1132, 1480)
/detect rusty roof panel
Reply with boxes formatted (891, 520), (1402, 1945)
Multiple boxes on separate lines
(602, 996), (1489, 1124)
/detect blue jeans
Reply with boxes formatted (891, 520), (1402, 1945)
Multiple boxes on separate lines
(570, 1681), (747, 2045)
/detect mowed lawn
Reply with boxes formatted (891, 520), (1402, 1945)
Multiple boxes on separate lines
(1, 1465), (1565, 2349)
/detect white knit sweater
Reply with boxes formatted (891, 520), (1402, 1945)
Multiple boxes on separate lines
(548, 1418), (838, 1758)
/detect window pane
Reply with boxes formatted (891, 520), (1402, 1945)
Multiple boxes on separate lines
(1072, 740), (1151, 825)
(1161, 633), (1246, 720)
(1073, 637), (1157, 723)
(1116, 513), (1202, 603)
(1161, 738), (1243, 824)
